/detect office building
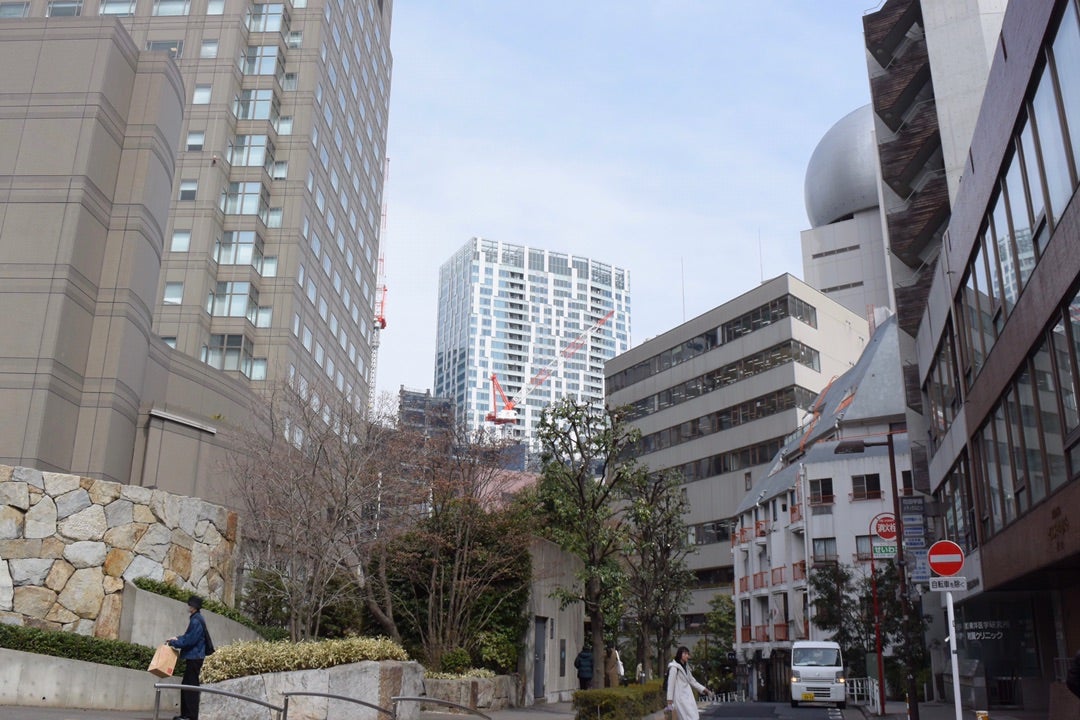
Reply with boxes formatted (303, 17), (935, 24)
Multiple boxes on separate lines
(604, 274), (868, 647)
(910, 0), (1080, 710)
(434, 238), (630, 445)
(0, 0), (393, 501)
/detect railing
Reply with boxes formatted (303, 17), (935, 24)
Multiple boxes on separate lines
(812, 553), (839, 565)
(847, 677), (881, 714)
(773, 623), (789, 641)
(771, 567), (785, 585)
(809, 494), (835, 506)
(850, 490), (884, 501)
(738, 576), (749, 593)
(790, 503), (803, 523)
(740, 626), (752, 643)
(753, 625), (770, 642)
(153, 683), (284, 720)
(754, 520), (769, 537)
(792, 561), (807, 581)
(752, 571), (768, 590)
(738, 527), (752, 543)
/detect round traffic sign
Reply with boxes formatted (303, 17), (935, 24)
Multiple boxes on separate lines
(872, 513), (897, 541)
(927, 540), (965, 576)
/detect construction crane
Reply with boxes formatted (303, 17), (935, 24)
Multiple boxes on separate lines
(367, 158), (390, 411)
(485, 308), (616, 424)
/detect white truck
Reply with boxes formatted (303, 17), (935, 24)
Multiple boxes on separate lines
(790, 640), (846, 708)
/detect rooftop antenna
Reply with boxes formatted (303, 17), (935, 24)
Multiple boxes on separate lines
(758, 229), (764, 284)
(680, 257), (686, 322)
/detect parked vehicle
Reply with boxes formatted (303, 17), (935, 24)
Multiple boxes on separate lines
(790, 640), (846, 709)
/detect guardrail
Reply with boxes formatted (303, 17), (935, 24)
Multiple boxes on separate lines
(284, 691), (395, 718)
(846, 676), (881, 715)
(393, 696), (493, 720)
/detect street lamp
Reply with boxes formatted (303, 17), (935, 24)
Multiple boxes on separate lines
(868, 513), (888, 716)
(835, 423), (920, 720)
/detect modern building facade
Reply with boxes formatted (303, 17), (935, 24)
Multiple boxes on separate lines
(912, 0), (1080, 711)
(730, 316), (912, 703)
(801, 105), (894, 319)
(434, 238), (631, 445)
(604, 274), (868, 648)
(0, 0), (394, 501)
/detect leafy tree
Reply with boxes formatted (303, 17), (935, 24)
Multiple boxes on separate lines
(693, 593), (736, 687)
(809, 563), (872, 674)
(622, 469), (693, 679)
(378, 425), (532, 670)
(533, 398), (640, 687)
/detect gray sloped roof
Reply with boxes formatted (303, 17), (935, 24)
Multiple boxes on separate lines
(735, 315), (904, 515)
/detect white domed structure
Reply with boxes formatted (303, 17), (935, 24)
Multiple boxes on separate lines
(804, 105), (879, 228)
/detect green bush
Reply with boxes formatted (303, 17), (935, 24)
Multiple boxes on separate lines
(440, 647), (471, 674)
(426, 668), (496, 680)
(0, 623), (156, 671)
(572, 681), (665, 720)
(133, 577), (288, 641)
(200, 635), (409, 683)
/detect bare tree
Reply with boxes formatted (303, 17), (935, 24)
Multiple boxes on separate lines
(225, 381), (425, 641)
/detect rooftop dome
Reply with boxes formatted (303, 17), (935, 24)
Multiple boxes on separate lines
(804, 105), (879, 228)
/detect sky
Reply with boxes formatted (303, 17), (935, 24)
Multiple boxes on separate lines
(375, 1), (873, 400)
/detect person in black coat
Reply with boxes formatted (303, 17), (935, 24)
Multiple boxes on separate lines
(1067, 650), (1080, 700)
(574, 645), (594, 689)
(168, 595), (209, 720)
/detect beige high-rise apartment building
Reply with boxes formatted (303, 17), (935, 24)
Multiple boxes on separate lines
(0, 0), (393, 502)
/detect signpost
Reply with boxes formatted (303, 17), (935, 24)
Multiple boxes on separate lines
(928, 540), (966, 720)
(868, 513), (895, 715)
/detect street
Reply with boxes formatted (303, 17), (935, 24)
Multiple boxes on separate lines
(702, 701), (855, 720)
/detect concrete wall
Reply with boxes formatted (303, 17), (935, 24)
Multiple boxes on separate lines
(119, 582), (260, 649)
(0, 647), (180, 710)
(523, 537), (584, 704)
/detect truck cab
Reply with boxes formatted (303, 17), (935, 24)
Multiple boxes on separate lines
(790, 640), (846, 708)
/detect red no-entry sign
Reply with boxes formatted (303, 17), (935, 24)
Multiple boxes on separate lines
(927, 540), (965, 576)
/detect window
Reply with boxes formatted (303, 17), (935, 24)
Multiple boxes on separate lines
(47, 0), (82, 15)
(855, 535), (873, 561)
(202, 333), (253, 374)
(234, 88), (278, 121)
(200, 39), (218, 58)
(851, 473), (882, 501)
(240, 45), (280, 75)
(275, 115), (293, 135)
(146, 40), (183, 58)
(170, 230), (191, 252)
(220, 181), (267, 216)
(206, 0), (223, 14)
(808, 477), (833, 505)
(152, 0), (188, 15)
(271, 160), (288, 179)
(227, 134), (273, 167)
(178, 180), (197, 201)
(163, 282), (184, 304)
(162, 336), (177, 349)
(286, 30), (303, 48)
(812, 537), (838, 564)
(246, 2), (286, 32)
(254, 306), (272, 328)
(98, 0), (133, 14)
(206, 281), (256, 319)
(185, 131), (204, 151)
(282, 73), (298, 91)
(0, 2), (30, 16)
(192, 84), (211, 104)
(214, 230), (261, 266)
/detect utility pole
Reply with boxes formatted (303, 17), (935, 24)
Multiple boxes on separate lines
(887, 427), (920, 720)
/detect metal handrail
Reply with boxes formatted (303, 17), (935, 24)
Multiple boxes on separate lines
(283, 691), (395, 718)
(153, 682), (285, 719)
(393, 696), (492, 720)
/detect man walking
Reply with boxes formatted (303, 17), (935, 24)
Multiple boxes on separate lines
(168, 595), (209, 720)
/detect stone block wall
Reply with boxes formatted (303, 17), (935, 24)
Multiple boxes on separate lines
(0, 463), (239, 638)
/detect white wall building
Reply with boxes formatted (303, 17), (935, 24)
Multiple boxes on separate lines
(731, 315), (912, 702)
(434, 237), (630, 444)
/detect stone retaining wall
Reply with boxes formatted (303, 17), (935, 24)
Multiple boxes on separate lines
(423, 676), (520, 712)
(0, 464), (239, 637)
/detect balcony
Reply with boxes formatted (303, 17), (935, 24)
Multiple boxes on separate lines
(741, 626), (752, 643)
(864, 0), (921, 67)
(753, 625), (770, 643)
(737, 527), (752, 544)
(886, 170), (949, 268)
(789, 503), (803, 524)
(879, 99), (940, 196)
(850, 490), (884, 502)
(739, 577), (750, 594)
(793, 561), (807, 582)
(870, 38), (931, 132)
(812, 553), (839, 567)
(771, 567), (786, 585)
(773, 623), (790, 642)
(754, 520), (769, 542)
(752, 571), (769, 590)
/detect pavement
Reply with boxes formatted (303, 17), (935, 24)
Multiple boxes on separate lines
(0, 699), (1049, 720)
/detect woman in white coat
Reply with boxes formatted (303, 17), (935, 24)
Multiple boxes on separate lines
(665, 646), (710, 720)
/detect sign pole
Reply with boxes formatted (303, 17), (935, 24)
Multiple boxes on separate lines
(946, 591), (962, 720)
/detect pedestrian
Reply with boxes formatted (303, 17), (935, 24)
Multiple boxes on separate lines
(605, 646), (624, 687)
(636, 662), (645, 684)
(574, 644), (594, 690)
(665, 646), (710, 720)
(167, 594), (209, 720)
(1067, 649), (1080, 700)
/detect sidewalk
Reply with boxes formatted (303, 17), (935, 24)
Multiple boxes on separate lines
(859, 700), (1048, 720)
